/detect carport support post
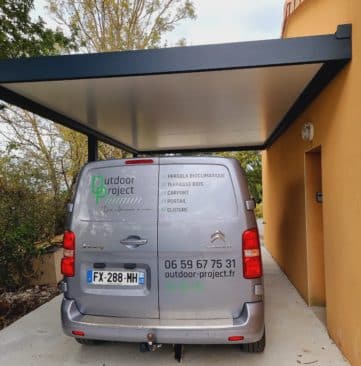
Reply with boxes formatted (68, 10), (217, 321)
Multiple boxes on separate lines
(88, 135), (98, 162)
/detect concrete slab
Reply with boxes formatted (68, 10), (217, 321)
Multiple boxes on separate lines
(0, 248), (350, 366)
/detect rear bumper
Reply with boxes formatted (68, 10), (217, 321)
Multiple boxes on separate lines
(61, 298), (264, 344)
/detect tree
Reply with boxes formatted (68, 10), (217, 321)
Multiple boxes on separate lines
(47, 0), (196, 52)
(0, 0), (76, 59)
(0, 0), (78, 288)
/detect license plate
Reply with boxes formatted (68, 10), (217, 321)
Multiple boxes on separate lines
(87, 270), (144, 286)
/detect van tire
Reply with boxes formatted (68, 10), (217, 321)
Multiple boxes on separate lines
(75, 338), (99, 345)
(240, 329), (265, 353)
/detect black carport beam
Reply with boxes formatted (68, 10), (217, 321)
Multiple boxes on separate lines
(88, 135), (98, 162)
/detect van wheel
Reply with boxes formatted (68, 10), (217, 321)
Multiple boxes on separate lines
(75, 338), (98, 345)
(240, 329), (265, 353)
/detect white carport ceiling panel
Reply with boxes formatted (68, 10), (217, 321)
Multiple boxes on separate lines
(4, 64), (322, 151)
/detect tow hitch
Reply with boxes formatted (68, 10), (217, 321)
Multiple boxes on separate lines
(139, 342), (162, 352)
(139, 333), (162, 352)
(139, 333), (184, 362)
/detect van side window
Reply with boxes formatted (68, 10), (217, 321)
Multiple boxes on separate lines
(159, 165), (237, 218)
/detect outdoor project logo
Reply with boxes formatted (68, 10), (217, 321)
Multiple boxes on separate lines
(90, 174), (136, 205)
(91, 175), (108, 204)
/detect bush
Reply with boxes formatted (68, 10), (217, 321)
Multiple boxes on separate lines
(0, 182), (63, 289)
(0, 224), (40, 290)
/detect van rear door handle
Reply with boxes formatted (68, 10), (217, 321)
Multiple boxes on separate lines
(120, 236), (148, 248)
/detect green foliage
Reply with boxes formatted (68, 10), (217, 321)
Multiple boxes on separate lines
(0, 0), (77, 59)
(216, 151), (263, 204)
(0, 157), (59, 289)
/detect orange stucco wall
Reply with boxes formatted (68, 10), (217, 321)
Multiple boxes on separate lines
(263, 0), (361, 365)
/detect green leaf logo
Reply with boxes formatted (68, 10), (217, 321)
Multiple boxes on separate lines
(91, 175), (108, 204)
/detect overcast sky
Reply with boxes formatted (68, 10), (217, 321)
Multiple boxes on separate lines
(33, 0), (285, 46)
(168, 1), (284, 45)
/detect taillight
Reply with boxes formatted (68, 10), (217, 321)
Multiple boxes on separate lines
(242, 228), (262, 279)
(61, 257), (75, 277)
(63, 231), (75, 250)
(125, 159), (154, 165)
(61, 231), (75, 277)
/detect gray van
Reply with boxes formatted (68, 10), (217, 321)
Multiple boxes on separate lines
(60, 156), (265, 355)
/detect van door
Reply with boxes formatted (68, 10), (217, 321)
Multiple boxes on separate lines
(68, 159), (159, 318)
(158, 158), (246, 320)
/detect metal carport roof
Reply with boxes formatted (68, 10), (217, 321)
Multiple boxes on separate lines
(0, 24), (351, 155)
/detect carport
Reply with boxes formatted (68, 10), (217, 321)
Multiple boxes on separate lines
(0, 23), (352, 365)
(0, 24), (351, 159)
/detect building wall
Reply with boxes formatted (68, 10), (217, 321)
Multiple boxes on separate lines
(263, 0), (361, 365)
(282, 0), (305, 34)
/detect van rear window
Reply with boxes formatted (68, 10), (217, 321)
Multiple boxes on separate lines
(159, 164), (237, 218)
(76, 165), (158, 220)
